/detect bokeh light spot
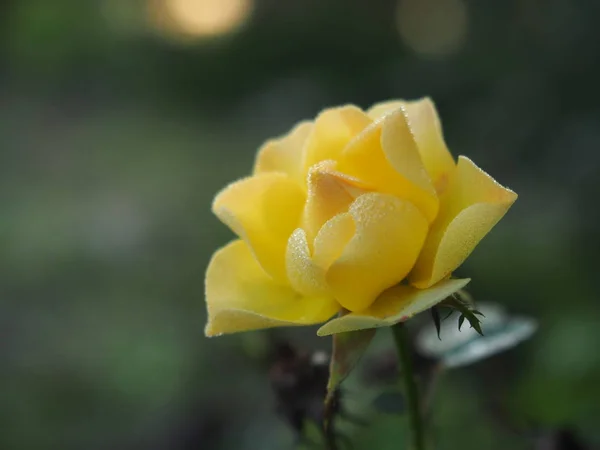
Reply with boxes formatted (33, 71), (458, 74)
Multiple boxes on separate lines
(149, 0), (253, 39)
(396, 0), (468, 59)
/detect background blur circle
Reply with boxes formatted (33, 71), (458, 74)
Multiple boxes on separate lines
(396, 0), (468, 59)
(148, 0), (254, 40)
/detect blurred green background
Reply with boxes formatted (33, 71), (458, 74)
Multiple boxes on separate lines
(1, 0), (599, 449)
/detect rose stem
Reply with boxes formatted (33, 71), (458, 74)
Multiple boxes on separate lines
(391, 323), (426, 450)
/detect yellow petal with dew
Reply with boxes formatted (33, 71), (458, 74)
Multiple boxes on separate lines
(301, 160), (371, 243)
(380, 106), (436, 195)
(403, 98), (456, 194)
(303, 105), (372, 173)
(366, 100), (404, 120)
(317, 278), (470, 335)
(253, 121), (313, 182)
(286, 213), (356, 297)
(325, 193), (428, 312)
(212, 172), (305, 281)
(367, 98), (456, 194)
(339, 109), (439, 222)
(205, 240), (340, 336)
(409, 156), (517, 288)
(313, 212), (357, 269)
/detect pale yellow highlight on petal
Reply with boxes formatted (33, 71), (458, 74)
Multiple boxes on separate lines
(316, 278), (470, 335)
(302, 105), (372, 173)
(380, 106), (437, 196)
(325, 193), (429, 312)
(409, 156), (518, 288)
(366, 100), (404, 120)
(205, 240), (340, 336)
(253, 121), (313, 182)
(301, 160), (371, 243)
(286, 213), (356, 297)
(368, 98), (456, 194)
(286, 228), (328, 297)
(403, 98), (456, 194)
(339, 109), (439, 222)
(212, 172), (305, 281)
(312, 213), (357, 269)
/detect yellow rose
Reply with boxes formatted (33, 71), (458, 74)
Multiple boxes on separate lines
(205, 98), (517, 337)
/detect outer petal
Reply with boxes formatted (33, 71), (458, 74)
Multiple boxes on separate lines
(409, 156), (518, 288)
(253, 121), (313, 182)
(367, 98), (456, 194)
(212, 173), (305, 281)
(317, 278), (470, 335)
(325, 193), (429, 312)
(205, 240), (340, 336)
(303, 105), (372, 173)
(339, 109), (439, 222)
(301, 160), (371, 243)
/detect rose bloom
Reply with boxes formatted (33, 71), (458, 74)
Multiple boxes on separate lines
(205, 99), (517, 337)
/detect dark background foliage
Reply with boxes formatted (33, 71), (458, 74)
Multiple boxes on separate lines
(1, 0), (599, 449)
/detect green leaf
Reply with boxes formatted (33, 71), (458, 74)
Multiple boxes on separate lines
(442, 309), (454, 321)
(327, 327), (376, 394)
(469, 315), (484, 336)
(323, 326), (375, 448)
(416, 302), (538, 368)
(443, 295), (484, 336)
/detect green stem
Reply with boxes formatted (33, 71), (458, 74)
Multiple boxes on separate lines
(323, 424), (338, 450)
(392, 323), (425, 450)
(323, 393), (339, 450)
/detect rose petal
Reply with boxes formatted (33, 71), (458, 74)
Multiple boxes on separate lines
(286, 213), (356, 297)
(380, 106), (437, 195)
(205, 240), (340, 336)
(316, 278), (470, 335)
(325, 193), (428, 312)
(409, 156), (518, 288)
(339, 109), (439, 222)
(303, 105), (372, 173)
(367, 98), (456, 194)
(286, 228), (328, 297)
(253, 121), (313, 183)
(403, 98), (456, 194)
(212, 173), (305, 281)
(366, 100), (404, 120)
(301, 160), (371, 243)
